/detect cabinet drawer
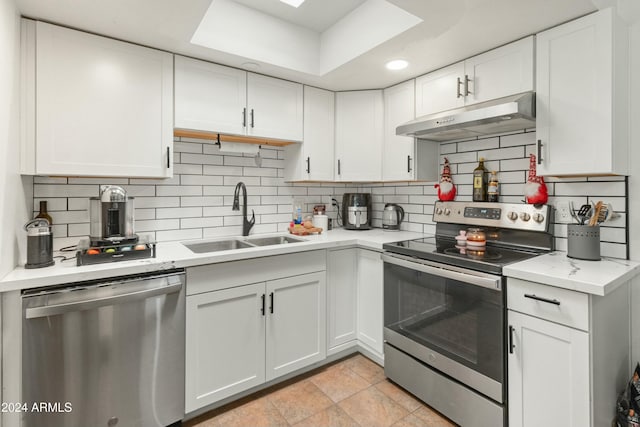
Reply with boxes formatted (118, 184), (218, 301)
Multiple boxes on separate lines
(507, 278), (589, 331)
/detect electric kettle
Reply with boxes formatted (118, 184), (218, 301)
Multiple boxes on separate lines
(382, 203), (405, 230)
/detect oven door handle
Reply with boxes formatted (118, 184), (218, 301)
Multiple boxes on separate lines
(381, 253), (502, 291)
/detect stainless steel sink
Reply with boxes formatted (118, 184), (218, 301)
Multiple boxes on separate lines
(184, 239), (255, 253)
(245, 235), (306, 246)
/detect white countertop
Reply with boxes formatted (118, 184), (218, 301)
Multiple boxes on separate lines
(0, 229), (425, 292)
(503, 251), (640, 296)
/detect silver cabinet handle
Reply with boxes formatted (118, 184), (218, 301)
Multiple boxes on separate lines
(25, 282), (182, 319)
(524, 293), (560, 306)
(337, 159), (341, 175)
(250, 109), (255, 128)
(457, 77), (463, 98)
(381, 253), (502, 291)
(464, 74), (472, 95)
(537, 140), (543, 164)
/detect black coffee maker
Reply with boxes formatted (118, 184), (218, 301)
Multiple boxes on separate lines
(24, 218), (54, 269)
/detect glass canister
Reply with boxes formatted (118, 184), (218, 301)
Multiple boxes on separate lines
(466, 227), (486, 247)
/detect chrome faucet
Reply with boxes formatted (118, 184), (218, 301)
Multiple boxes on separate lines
(232, 182), (255, 236)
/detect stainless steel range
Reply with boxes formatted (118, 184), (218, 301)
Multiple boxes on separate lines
(382, 201), (553, 427)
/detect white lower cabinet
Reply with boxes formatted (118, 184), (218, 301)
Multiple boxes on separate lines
(507, 277), (630, 427)
(508, 310), (589, 427)
(266, 273), (326, 381)
(185, 253), (326, 413)
(185, 283), (266, 412)
(356, 249), (384, 359)
(326, 248), (358, 353)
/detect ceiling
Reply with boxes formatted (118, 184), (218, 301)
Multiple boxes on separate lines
(17, 0), (602, 91)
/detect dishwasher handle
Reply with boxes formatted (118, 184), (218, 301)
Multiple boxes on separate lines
(25, 281), (182, 319)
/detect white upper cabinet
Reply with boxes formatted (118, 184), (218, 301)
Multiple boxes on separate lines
(465, 36), (534, 104)
(415, 36), (534, 117)
(247, 73), (303, 142)
(335, 90), (384, 182)
(175, 57), (303, 142)
(384, 80), (417, 181)
(535, 8), (628, 176)
(415, 63), (465, 117)
(175, 56), (247, 135)
(284, 86), (334, 181)
(22, 20), (174, 178)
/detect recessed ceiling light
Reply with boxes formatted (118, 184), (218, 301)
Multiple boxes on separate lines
(279, 0), (305, 7)
(386, 59), (409, 70)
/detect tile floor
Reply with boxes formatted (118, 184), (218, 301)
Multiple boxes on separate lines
(185, 353), (456, 427)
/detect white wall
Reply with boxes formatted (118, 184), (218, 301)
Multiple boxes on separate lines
(0, 0), (31, 279)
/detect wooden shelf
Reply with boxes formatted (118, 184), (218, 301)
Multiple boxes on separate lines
(174, 129), (297, 147)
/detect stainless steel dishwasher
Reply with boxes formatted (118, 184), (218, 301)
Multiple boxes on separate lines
(22, 269), (185, 427)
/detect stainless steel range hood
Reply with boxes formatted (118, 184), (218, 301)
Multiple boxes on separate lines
(396, 92), (535, 142)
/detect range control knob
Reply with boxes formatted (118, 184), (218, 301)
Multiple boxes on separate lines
(507, 211), (518, 221)
(533, 213), (545, 223)
(519, 212), (531, 222)
(444, 208), (451, 216)
(435, 208), (443, 215)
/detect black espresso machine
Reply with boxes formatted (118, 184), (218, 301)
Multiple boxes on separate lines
(76, 186), (155, 265)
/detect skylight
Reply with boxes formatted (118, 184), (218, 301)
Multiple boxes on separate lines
(190, 0), (422, 76)
(279, 0), (306, 8)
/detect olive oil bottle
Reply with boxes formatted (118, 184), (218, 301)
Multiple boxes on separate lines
(472, 158), (487, 202)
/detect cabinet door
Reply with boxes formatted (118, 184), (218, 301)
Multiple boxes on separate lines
(327, 248), (358, 351)
(536, 10), (615, 176)
(185, 283), (266, 412)
(266, 272), (326, 381)
(335, 91), (383, 181)
(508, 310), (590, 427)
(465, 36), (534, 105)
(284, 86), (335, 181)
(304, 86), (335, 181)
(383, 80), (416, 181)
(415, 62), (465, 117)
(34, 21), (173, 178)
(247, 73), (303, 142)
(175, 56), (247, 136)
(357, 249), (384, 358)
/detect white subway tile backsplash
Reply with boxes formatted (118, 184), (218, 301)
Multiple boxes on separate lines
(136, 219), (180, 232)
(34, 184), (98, 198)
(34, 198), (67, 211)
(156, 228), (202, 242)
(180, 196), (224, 207)
(156, 207), (202, 219)
(457, 137), (499, 153)
(180, 217), (224, 229)
(181, 153), (223, 165)
(135, 197), (181, 208)
(36, 133), (628, 259)
(156, 185), (202, 197)
(499, 132), (535, 147)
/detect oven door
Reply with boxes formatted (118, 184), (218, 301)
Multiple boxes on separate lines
(382, 253), (504, 403)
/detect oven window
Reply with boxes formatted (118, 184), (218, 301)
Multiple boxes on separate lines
(384, 262), (504, 383)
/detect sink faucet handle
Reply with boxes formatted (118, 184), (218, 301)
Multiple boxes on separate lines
(249, 209), (256, 225)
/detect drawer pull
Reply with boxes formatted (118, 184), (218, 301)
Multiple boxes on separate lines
(524, 293), (560, 306)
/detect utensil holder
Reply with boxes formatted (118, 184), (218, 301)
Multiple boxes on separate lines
(567, 224), (600, 261)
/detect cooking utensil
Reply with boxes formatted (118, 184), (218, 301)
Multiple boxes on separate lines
(576, 204), (591, 225)
(589, 201), (603, 226)
(568, 201), (580, 224)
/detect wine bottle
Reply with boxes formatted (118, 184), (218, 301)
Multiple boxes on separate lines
(35, 200), (53, 224)
(472, 158), (487, 202)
